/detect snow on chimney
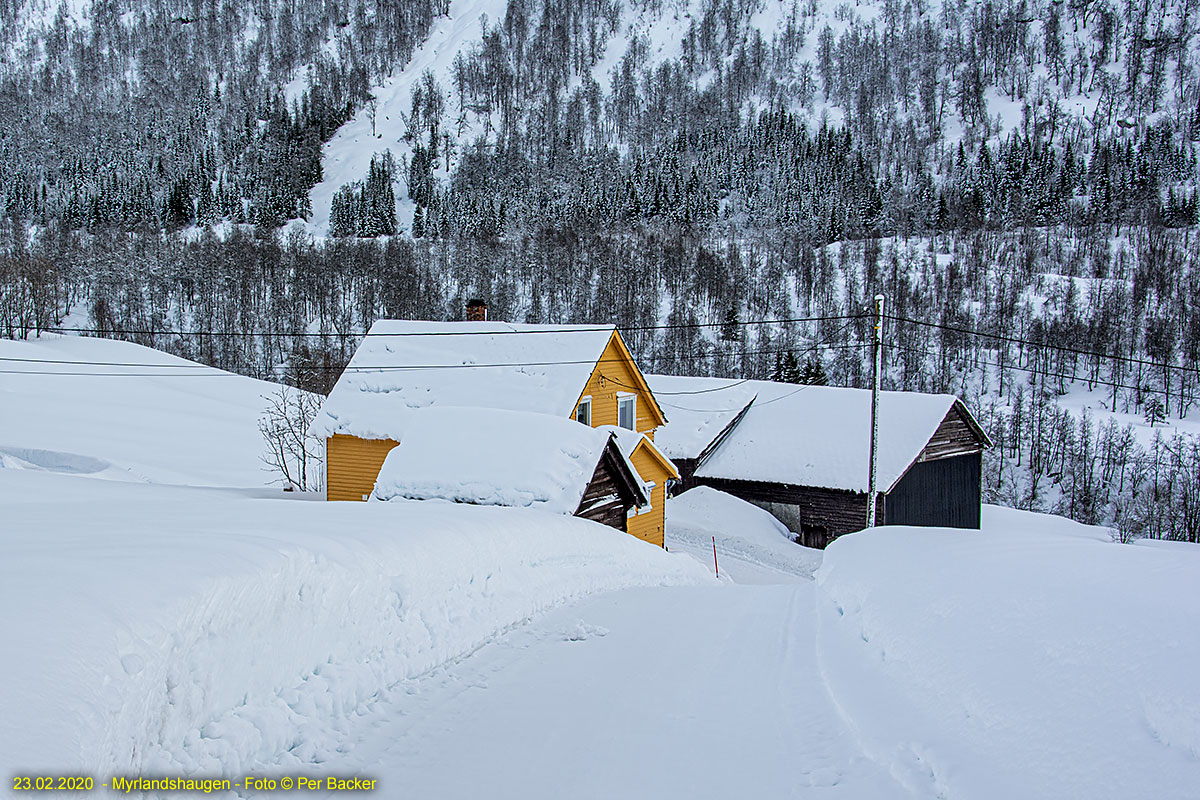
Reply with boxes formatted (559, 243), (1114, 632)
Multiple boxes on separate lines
(466, 299), (488, 322)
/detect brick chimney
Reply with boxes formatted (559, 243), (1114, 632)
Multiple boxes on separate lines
(466, 299), (488, 322)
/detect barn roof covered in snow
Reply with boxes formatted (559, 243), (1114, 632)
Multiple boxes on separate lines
(647, 375), (988, 493)
(311, 321), (622, 440)
(370, 407), (647, 514)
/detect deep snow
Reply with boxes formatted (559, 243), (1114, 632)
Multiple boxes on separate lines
(0, 335), (292, 487)
(371, 406), (632, 513)
(816, 506), (1200, 800)
(666, 486), (823, 582)
(0, 471), (711, 781)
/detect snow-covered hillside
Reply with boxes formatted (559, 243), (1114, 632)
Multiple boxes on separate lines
(0, 335), (291, 487)
(304, 0), (506, 235)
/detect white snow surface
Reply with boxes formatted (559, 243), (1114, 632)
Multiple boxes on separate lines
(0, 335), (291, 487)
(648, 374), (775, 459)
(371, 407), (616, 513)
(303, 0), (510, 236)
(311, 320), (615, 440)
(815, 505), (1200, 800)
(648, 375), (963, 492)
(667, 486), (822, 582)
(0, 470), (711, 782)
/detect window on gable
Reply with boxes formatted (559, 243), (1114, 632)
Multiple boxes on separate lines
(575, 397), (592, 426)
(617, 394), (636, 430)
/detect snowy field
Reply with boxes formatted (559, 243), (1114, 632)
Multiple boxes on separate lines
(666, 485), (823, 583)
(2, 336), (1199, 799)
(0, 335), (287, 487)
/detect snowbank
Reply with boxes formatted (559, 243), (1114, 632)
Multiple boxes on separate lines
(0, 335), (293, 487)
(371, 407), (617, 513)
(815, 505), (1200, 799)
(667, 487), (822, 580)
(0, 472), (712, 782)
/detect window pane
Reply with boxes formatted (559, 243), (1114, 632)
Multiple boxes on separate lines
(576, 400), (590, 425)
(618, 396), (635, 430)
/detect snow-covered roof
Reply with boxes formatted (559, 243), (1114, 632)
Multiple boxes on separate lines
(647, 375), (795, 460)
(311, 321), (617, 440)
(371, 407), (638, 515)
(648, 375), (971, 493)
(596, 424), (677, 489)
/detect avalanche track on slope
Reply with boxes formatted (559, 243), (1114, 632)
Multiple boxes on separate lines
(305, 0), (510, 236)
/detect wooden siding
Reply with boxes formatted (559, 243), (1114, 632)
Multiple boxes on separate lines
(627, 445), (674, 547)
(672, 458), (699, 492)
(914, 403), (988, 465)
(577, 334), (662, 435)
(574, 454), (631, 531)
(683, 400), (989, 548)
(883, 452), (982, 529)
(326, 434), (398, 501)
(697, 476), (872, 545)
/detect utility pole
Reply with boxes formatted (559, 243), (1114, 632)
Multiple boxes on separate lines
(866, 294), (885, 529)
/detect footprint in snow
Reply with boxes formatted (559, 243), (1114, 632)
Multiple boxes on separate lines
(562, 621), (609, 642)
(119, 653), (145, 676)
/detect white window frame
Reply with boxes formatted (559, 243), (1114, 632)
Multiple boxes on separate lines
(628, 482), (656, 517)
(617, 393), (637, 430)
(575, 396), (592, 426)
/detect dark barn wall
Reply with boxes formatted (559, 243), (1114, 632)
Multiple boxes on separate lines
(883, 452), (982, 529)
(574, 456), (631, 531)
(672, 458), (699, 493)
(694, 476), (872, 547)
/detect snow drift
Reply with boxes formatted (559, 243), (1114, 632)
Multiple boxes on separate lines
(0, 334), (295, 487)
(667, 486), (822, 580)
(0, 472), (711, 782)
(815, 505), (1200, 800)
(371, 407), (638, 514)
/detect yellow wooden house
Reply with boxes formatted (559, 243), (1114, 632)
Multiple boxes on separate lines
(310, 314), (678, 547)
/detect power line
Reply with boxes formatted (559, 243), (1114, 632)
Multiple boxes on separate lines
(608, 318), (864, 397)
(886, 342), (1161, 396)
(0, 342), (869, 378)
(889, 315), (1200, 378)
(649, 378), (754, 396)
(29, 312), (863, 340)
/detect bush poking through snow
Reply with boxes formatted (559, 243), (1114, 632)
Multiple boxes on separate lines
(258, 386), (324, 491)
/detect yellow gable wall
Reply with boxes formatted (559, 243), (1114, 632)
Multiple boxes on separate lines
(576, 334), (663, 438)
(626, 444), (676, 548)
(326, 434), (398, 501)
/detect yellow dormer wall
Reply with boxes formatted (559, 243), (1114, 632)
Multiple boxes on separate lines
(625, 441), (679, 548)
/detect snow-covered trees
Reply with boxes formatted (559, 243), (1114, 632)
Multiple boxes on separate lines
(330, 153), (398, 238)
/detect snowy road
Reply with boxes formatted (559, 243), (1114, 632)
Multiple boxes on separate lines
(338, 579), (910, 799)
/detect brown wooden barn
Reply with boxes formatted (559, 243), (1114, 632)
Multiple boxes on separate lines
(367, 406), (650, 528)
(647, 376), (991, 548)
